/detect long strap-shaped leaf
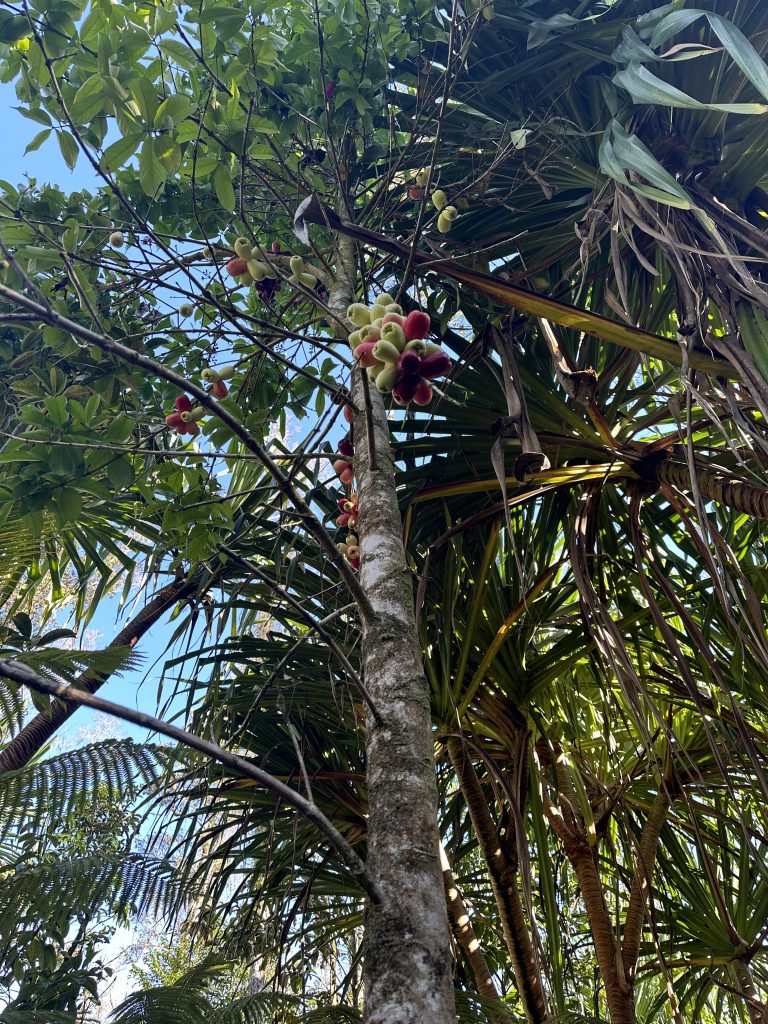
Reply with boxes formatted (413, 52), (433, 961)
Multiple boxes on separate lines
(294, 196), (733, 376)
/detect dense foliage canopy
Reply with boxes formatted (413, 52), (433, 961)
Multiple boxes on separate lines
(1, 0), (768, 1021)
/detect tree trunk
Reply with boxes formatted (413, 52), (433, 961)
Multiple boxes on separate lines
(621, 789), (671, 981)
(543, 765), (635, 1024)
(440, 843), (509, 1021)
(447, 736), (548, 1024)
(328, 233), (455, 1024)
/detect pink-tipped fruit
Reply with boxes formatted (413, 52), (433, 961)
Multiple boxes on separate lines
(409, 187), (425, 200)
(403, 310), (431, 342)
(381, 312), (406, 328)
(353, 341), (385, 369)
(212, 379), (228, 399)
(343, 405), (354, 425)
(165, 412), (185, 429)
(226, 257), (248, 278)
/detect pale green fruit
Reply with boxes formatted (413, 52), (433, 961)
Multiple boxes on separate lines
(431, 190), (448, 211)
(442, 206), (459, 221)
(375, 364), (398, 393)
(108, 230), (124, 247)
(179, 303), (194, 317)
(437, 211), (453, 233)
(380, 322), (406, 352)
(348, 303), (372, 327)
(247, 259), (269, 281)
(289, 255), (305, 274)
(234, 237), (252, 259)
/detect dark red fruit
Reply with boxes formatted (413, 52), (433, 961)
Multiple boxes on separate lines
(338, 436), (355, 457)
(392, 375), (421, 404)
(420, 350), (452, 380)
(408, 187), (425, 200)
(271, 240), (281, 253)
(212, 379), (228, 399)
(325, 81), (335, 98)
(396, 350), (421, 376)
(403, 310), (431, 342)
(175, 394), (192, 413)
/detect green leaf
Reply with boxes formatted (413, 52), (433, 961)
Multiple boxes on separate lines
(101, 133), (141, 172)
(614, 62), (768, 114)
(44, 396), (68, 427)
(107, 457), (135, 490)
(53, 486), (82, 526)
(707, 13), (768, 102)
(154, 136), (182, 174)
(23, 128), (51, 155)
(213, 164), (236, 212)
(154, 93), (194, 127)
(0, 12), (29, 43)
(131, 77), (159, 123)
(139, 137), (166, 197)
(70, 75), (105, 123)
(57, 131), (80, 170)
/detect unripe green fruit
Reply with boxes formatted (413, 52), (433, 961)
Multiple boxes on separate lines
(348, 330), (363, 349)
(109, 230), (124, 247)
(431, 190), (448, 211)
(380, 322), (406, 351)
(404, 339), (428, 356)
(383, 302), (403, 315)
(180, 407), (205, 422)
(367, 364), (383, 381)
(289, 255), (305, 274)
(437, 211), (453, 233)
(415, 169), (428, 187)
(234, 237), (252, 260)
(217, 366), (235, 381)
(375, 364), (398, 393)
(442, 206), (459, 221)
(201, 368), (221, 382)
(300, 272), (316, 288)
(424, 341), (442, 354)
(246, 259), (269, 281)
(483, 3), (495, 18)
(347, 303), (372, 327)
(359, 324), (381, 343)
(179, 303), (194, 317)
(372, 292), (395, 308)
(237, 271), (253, 285)
(371, 317), (384, 330)
(372, 339), (402, 364)
(201, 245), (214, 258)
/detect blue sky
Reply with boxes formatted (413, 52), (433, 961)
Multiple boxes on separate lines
(0, 81), (102, 191)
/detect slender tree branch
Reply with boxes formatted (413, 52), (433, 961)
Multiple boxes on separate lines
(0, 658), (384, 906)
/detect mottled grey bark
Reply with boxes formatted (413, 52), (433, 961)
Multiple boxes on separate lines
(329, 232), (455, 1024)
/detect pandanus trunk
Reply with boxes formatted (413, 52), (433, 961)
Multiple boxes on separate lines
(447, 736), (548, 1024)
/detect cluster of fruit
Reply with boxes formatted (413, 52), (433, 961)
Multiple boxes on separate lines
(431, 190), (461, 234)
(333, 433), (360, 569)
(165, 395), (204, 437)
(163, 366), (234, 437)
(225, 237), (279, 288)
(347, 296), (451, 406)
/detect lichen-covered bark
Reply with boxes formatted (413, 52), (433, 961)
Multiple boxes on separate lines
(330, 234), (455, 1024)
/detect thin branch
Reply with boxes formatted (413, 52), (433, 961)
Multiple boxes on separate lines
(0, 658), (384, 906)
